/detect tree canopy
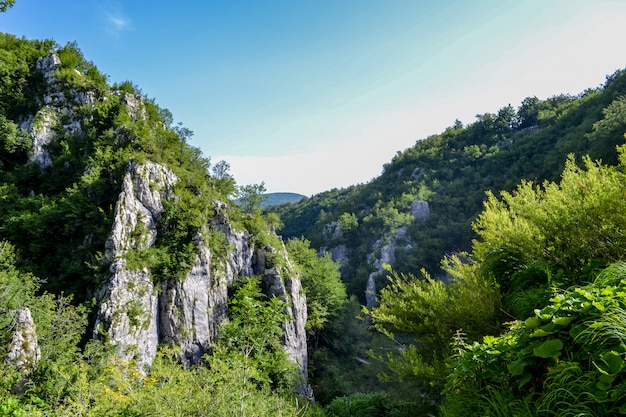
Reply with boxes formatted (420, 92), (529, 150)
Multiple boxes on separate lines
(0, 0), (15, 13)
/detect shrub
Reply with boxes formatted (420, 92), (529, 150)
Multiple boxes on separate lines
(442, 262), (626, 416)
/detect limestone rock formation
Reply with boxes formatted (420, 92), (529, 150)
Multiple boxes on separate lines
(5, 309), (40, 374)
(94, 161), (177, 371)
(253, 246), (312, 398)
(93, 160), (310, 392)
(22, 54), (95, 168)
(410, 199), (430, 220)
(366, 199), (429, 308)
(16, 52), (311, 395)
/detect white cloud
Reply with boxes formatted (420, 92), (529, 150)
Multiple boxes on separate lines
(101, 1), (132, 37)
(107, 14), (130, 31)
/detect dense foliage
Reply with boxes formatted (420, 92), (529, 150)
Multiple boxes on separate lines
(3, 26), (626, 416)
(442, 264), (626, 416)
(367, 147), (626, 415)
(0, 241), (319, 416)
(270, 69), (626, 302)
(0, 32), (324, 416)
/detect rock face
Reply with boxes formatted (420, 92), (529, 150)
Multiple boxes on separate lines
(5, 309), (40, 374)
(94, 161), (177, 371)
(365, 199), (430, 308)
(94, 161), (310, 393)
(410, 199), (430, 220)
(20, 53), (310, 395)
(253, 246), (312, 398)
(22, 55), (95, 168)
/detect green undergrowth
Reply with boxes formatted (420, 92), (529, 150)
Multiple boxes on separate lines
(442, 262), (626, 416)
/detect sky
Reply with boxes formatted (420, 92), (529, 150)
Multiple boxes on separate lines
(2, 1), (626, 196)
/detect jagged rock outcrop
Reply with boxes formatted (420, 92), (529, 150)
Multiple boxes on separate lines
(253, 246), (312, 398)
(21, 54), (96, 168)
(410, 199), (430, 220)
(325, 244), (349, 269)
(16, 52), (310, 395)
(94, 160), (310, 394)
(5, 309), (40, 374)
(323, 221), (343, 241)
(366, 230), (402, 309)
(159, 221), (253, 367)
(365, 199), (430, 308)
(94, 161), (178, 371)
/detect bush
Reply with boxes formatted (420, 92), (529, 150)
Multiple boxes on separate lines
(442, 262), (626, 416)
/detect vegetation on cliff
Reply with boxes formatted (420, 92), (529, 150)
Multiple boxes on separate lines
(0, 33), (327, 416)
(3, 23), (626, 416)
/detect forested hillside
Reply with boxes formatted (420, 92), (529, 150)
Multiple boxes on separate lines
(270, 70), (626, 300)
(3, 23), (626, 417)
(267, 67), (626, 415)
(0, 32), (343, 416)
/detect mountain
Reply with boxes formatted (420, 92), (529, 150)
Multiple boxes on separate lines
(4, 30), (626, 416)
(268, 68), (626, 301)
(0, 33), (315, 413)
(262, 192), (306, 207)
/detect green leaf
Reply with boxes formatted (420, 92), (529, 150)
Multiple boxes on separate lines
(553, 316), (574, 326)
(600, 351), (624, 374)
(598, 373), (615, 385)
(592, 301), (607, 312)
(569, 323), (586, 340)
(525, 316), (542, 328)
(507, 358), (527, 376)
(517, 372), (533, 388)
(530, 328), (555, 337)
(533, 339), (563, 358)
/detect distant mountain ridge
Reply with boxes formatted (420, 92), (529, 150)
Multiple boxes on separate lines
(262, 192), (306, 207)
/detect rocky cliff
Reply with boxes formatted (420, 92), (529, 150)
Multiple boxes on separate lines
(9, 53), (311, 395)
(92, 158), (310, 393)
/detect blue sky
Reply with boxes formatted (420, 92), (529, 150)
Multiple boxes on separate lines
(2, 1), (626, 195)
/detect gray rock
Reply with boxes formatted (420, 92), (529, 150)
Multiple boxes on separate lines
(253, 245), (312, 399)
(160, 242), (220, 366)
(365, 201), (428, 308)
(5, 309), (40, 373)
(24, 55), (99, 168)
(35, 54), (61, 80)
(112, 92), (147, 122)
(94, 162), (178, 372)
(410, 199), (430, 220)
(323, 221), (343, 241)
(28, 107), (57, 168)
(95, 162), (311, 395)
(326, 244), (349, 269)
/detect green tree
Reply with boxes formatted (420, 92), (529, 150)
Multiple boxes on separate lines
(338, 212), (358, 233)
(368, 264), (500, 411)
(0, 0), (15, 12)
(237, 182), (267, 214)
(587, 95), (626, 165)
(286, 237), (347, 337)
(217, 276), (296, 393)
(471, 147), (626, 317)
(211, 159), (237, 196)
(517, 96), (540, 129)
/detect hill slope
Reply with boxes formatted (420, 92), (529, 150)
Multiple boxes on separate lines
(0, 32), (315, 413)
(262, 192), (306, 207)
(269, 69), (626, 300)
